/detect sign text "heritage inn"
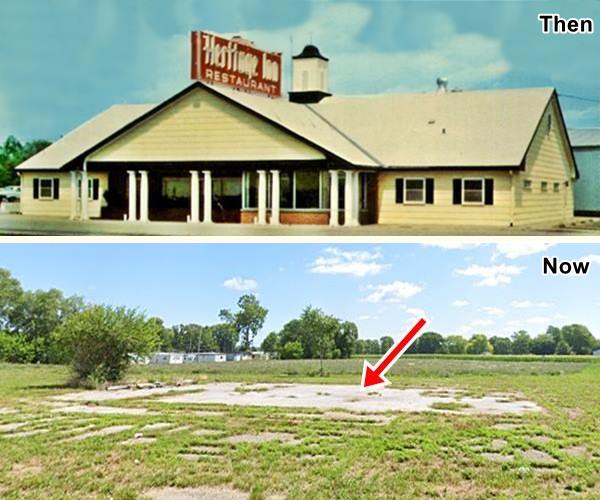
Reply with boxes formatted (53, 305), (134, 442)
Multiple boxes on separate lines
(191, 31), (282, 97)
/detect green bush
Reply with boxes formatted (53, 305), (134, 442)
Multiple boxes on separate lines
(53, 305), (160, 384)
(0, 332), (35, 363)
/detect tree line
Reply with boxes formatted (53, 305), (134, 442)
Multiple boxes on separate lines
(0, 136), (51, 186)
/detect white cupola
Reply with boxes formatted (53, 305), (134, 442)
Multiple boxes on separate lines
(289, 44), (331, 104)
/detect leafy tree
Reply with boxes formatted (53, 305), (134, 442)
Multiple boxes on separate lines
(261, 331), (280, 354)
(0, 332), (34, 363)
(279, 340), (303, 359)
(490, 336), (512, 355)
(212, 323), (239, 353)
(0, 136), (51, 186)
(220, 294), (268, 351)
(54, 305), (160, 384)
(546, 325), (563, 345)
(335, 321), (358, 358)
(380, 336), (394, 354)
(531, 334), (556, 355)
(511, 330), (532, 354)
(445, 335), (467, 354)
(466, 334), (492, 354)
(364, 339), (381, 354)
(561, 324), (596, 355)
(415, 331), (445, 354)
(299, 306), (338, 375)
(0, 268), (24, 330)
(554, 339), (572, 355)
(152, 317), (174, 351)
(354, 339), (367, 355)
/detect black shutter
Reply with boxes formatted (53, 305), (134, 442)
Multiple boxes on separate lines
(33, 178), (39, 199)
(395, 178), (404, 204)
(484, 178), (494, 205)
(53, 178), (60, 199)
(92, 179), (100, 200)
(425, 178), (434, 204)
(452, 179), (462, 205)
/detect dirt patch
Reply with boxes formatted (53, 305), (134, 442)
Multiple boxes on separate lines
(144, 486), (248, 500)
(521, 449), (558, 465)
(67, 424), (133, 442)
(481, 452), (514, 463)
(0, 408), (17, 415)
(158, 383), (541, 415)
(225, 432), (300, 445)
(11, 459), (43, 477)
(52, 405), (154, 416)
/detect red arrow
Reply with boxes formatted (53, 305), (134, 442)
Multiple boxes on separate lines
(361, 318), (427, 388)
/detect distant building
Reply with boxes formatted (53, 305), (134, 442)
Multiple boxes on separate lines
(226, 352), (252, 362)
(593, 348), (600, 356)
(150, 352), (184, 365)
(570, 129), (600, 216)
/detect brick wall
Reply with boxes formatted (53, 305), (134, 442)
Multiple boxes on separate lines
(240, 210), (330, 225)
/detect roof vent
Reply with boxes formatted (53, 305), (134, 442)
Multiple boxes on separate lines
(436, 77), (448, 93)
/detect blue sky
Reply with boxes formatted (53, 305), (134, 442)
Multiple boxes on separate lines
(0, 0), (598, 142)
(0, 243), (599, 343)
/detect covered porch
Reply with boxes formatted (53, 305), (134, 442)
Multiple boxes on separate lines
(71, 162), (377, 226)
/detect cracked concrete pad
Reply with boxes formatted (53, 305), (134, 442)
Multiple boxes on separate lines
(167, 426), (191, 434)
(493, 423), (521, 430)
(144, 486), (248, 500)
(189, 445), (224, 455)
(0, 421), (28, 433)
(142, 423), (172, 431)
(490, 439), (508, 451)
(193, 429), (223, 437)
(3, 428), (50, 439)
(158, 383), (541, 415)
(53, 384), (205, 402)
(481, 453), (514, 463)
(531, 436), (552, 445)
(225, 432), (300, 445)
(0, 408), (17, 415)
(67, 424), (133, 442)
(562, 446), (591, 459)
(122, 436), (157, 445)
(521, 449), (558, 465)
(52, 405), (154, 416)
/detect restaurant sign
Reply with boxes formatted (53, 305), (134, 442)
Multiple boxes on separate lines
(191, 31), (282, 98)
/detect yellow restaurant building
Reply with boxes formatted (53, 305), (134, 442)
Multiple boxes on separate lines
(16, 44), (578, 228)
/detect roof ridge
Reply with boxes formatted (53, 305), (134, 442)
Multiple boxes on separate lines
(304, 104), (385, 167)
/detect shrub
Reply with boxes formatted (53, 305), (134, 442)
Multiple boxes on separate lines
(53, 305), (160, 384)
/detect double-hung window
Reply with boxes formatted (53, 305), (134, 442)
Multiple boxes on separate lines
(33, 177), (60, 200)
(462, 178), (484, 205)
(404, 178), (425, 204)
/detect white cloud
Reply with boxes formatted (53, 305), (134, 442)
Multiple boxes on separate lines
(405, 307), (426, 317)
(481, 306), (504, 317)
(138, 3), (509, 101)
(471, 319), (494, 327)
(309, 247), (387, 277)
(223, 276), (258, 291)
(455, 264), (525, 287)
(511, 300), (550, 309)
(363, 281), (422, 303)
(526, 316), (551, 325)
(452, 300), (470, 307)
(579, 255), (600, 266)
(494, 243), (555, 260)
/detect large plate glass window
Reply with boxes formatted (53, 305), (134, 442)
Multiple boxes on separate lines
(462, 178), (484, 205)
(295, 170), (320, 209)
(243, 172), (258, 209)
(404, 178), (425, 204)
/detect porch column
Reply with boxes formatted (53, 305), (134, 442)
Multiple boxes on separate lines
(329, 170), (339, 226)
(202, 170), (212, 223)
(189, 170), (200, 223)
(69, 171), (78, 220)
(270, 170), (280, 225)
(127, 170), (137, 221)
(139, 170), (149, 222)
(257, 170), (267, 224)
(353, 171), (360, 226)
(80, 170), (89, 221)
(344, 169), (354, 227)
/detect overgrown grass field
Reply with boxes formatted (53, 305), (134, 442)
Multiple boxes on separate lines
(0, 357), (598, 499)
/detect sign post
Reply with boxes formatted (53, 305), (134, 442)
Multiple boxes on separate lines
(191, 31), (282, 98)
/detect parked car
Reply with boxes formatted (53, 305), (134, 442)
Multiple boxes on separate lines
(0, 185), (20, 202)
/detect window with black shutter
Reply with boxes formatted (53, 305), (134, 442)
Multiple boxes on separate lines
(92, 179), (100, 200)
(33, 178), (40, 199)
(53, 178), (60, 199)
(395, 178), (404, 203)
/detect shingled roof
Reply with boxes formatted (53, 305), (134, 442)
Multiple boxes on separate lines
(17, 82), (561, 171)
